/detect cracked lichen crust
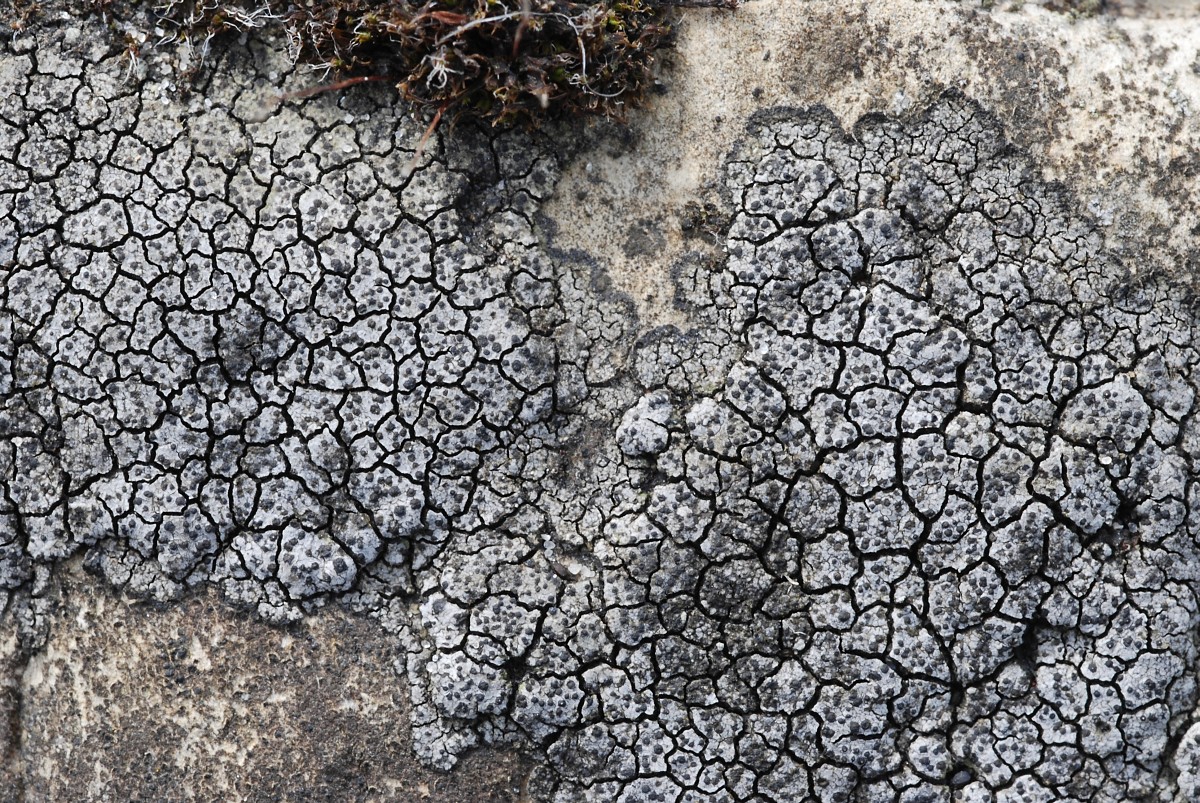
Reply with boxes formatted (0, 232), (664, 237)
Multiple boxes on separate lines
(4, 17), (1200, 803)
(556, 102), (1200, 802)
(0, 26), (576, 626)
(504, 102), (1200, 801)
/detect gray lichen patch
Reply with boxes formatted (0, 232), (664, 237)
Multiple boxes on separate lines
(476, 94), (1200, 797)
(498, 97), (1200, 802)
(5, 7), (1200, 803)
(543, 0), (1200, 333)
(0, 18), (576, 625)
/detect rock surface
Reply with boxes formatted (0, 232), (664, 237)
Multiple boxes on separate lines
(4, 1), (1200, 801)
(9, 561), (527, 803)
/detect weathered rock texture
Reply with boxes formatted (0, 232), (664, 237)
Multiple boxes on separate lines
(4, 1), (1200, 801)
(14, 560), (528, 803)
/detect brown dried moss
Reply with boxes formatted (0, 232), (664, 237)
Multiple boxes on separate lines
(99, 0), (733, 125)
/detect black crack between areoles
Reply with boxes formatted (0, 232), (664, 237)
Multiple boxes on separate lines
(4, 17), (1200, 803)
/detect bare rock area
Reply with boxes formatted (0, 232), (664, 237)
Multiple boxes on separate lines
(4, 1), (1200, 801)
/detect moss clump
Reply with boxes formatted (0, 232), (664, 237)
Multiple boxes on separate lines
(105, 0), (729, 125)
